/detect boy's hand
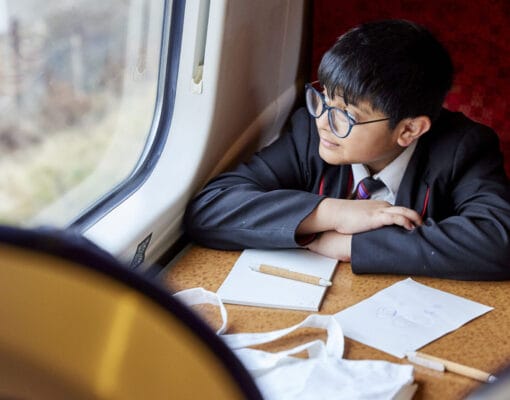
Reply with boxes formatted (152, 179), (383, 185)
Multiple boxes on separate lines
(331, 199), (423, 234)
(297, 198), (422, 235)
(307, 231), (352, 261)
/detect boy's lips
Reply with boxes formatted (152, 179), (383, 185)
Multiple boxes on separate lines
(319, 136), (340, 148)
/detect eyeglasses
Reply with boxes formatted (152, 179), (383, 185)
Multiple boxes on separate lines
(305, 81), (390, 138)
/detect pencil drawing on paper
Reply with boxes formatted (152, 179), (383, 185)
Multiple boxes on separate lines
(376, 305), (438, 328)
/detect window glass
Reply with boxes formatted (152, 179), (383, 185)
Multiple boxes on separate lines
(0, 0), (165, 226)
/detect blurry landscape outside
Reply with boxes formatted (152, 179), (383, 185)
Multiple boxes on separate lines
(0, 0), (164, 226)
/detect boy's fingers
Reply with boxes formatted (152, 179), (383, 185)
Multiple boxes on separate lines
(381, 206), (423, 226)
(379, 213), (415, 230)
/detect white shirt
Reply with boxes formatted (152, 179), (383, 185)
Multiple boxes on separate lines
(351, 141), (418, 205)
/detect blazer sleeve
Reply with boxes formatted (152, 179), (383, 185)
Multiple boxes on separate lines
(352, 124), (510, 280)
(183, 108), (325, 250)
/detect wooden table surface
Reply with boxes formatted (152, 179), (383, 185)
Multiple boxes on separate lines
(161, 245), (510, 399)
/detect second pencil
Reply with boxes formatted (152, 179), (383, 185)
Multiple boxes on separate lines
(409, 351), (497, 383)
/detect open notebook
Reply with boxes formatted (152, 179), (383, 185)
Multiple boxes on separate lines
(217, 249), (338, 311)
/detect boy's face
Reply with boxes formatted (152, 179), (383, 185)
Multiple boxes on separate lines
(315, 93), (405, 174)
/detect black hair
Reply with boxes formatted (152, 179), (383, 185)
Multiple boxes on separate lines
(318, 19), (453, 128)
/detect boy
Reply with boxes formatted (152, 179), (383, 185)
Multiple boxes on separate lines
(184, 20), (510, 280)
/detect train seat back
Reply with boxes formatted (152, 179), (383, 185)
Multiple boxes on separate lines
(311, 1), (510, 176)
(0, 227), (261, 400)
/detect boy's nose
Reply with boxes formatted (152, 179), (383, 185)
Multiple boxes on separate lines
(316, 110), (331, 132)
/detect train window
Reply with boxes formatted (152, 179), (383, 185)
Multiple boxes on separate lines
(80, 0), (305, 265)
(0, 0), (166, 227)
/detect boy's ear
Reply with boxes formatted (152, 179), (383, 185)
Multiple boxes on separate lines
(396, 116), (431, 147)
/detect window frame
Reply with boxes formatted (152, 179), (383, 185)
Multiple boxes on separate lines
(80, 0), (308, 268)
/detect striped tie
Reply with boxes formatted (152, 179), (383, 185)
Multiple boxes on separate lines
(355, 177), (385, 199)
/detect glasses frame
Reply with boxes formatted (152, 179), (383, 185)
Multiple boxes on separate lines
(305, 81), (390, 138)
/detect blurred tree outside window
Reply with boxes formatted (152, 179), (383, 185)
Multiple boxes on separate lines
(0, 0), (165, 226)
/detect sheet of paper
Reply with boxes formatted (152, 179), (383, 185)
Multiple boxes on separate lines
(334, 278), (493, 358)
(217, 248), (337, 311)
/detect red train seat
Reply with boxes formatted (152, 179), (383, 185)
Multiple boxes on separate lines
(311, 0), (510, 177)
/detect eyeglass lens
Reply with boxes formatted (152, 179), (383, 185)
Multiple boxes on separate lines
(306, 88), (323, 117)
(306, 86), (350, 137)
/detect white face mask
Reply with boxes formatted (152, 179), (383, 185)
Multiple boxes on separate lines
(174, 287), (416, 400)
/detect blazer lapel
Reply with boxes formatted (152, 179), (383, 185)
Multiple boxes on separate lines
(320, 164), (352, 199)
(395, 139), (431, 217)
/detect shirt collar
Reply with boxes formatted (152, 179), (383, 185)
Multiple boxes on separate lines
(351, 140), (418, 197)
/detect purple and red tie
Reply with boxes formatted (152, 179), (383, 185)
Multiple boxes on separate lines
(355, 177), (385, 199)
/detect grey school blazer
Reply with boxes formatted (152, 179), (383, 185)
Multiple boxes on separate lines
(184, 108), (510, 280)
